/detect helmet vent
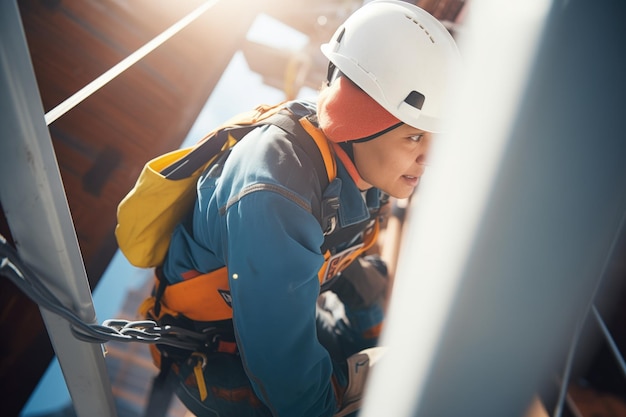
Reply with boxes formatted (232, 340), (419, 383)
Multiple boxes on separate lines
(405, 15), (436, 44)
(336, 27), (346, 44)
(404, 90), (425, 110)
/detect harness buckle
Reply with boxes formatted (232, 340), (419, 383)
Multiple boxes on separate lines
(322, 195), (340, 236)
(190, 352), (208, 400)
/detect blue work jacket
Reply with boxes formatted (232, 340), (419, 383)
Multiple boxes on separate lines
(163, 101), (379, 416)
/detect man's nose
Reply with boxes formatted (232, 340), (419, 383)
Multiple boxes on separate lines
(416, 138), (432, 165)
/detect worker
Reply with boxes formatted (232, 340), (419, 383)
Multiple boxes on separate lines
(153, 1), (461, 416)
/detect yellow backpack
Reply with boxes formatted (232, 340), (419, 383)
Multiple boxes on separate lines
(115, 102), (337, 269)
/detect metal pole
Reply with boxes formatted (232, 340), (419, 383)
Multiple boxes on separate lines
(552, 211), (625, 417)
(0, 2), (117, 417)
(44, 0), (220, 125)
(592, 305), (626, 378)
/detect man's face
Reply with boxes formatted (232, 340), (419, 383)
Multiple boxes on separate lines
(352, 124), (432, 199)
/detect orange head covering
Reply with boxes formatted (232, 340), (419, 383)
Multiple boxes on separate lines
(317, 76), (402, 143)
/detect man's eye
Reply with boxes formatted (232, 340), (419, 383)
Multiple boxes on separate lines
(409, 134), (424, 142)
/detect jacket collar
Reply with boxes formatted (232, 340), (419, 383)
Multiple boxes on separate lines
(335, 159), (380, 227)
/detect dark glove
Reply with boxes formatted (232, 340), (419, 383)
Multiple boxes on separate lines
(331, 255), (388, 310)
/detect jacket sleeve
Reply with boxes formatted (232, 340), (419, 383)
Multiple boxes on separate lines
(224, 189), (339, 417)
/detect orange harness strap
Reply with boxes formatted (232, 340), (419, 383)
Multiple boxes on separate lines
(317, 218), (380, 284)
(141, 218), (378, 325)
(139, 267), (232, 323)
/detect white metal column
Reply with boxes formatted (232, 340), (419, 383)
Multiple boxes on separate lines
(0, 2), (117, 417)
(363, 0), (626, 416)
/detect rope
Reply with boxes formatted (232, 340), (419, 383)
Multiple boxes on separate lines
(0, 233), (208, 351)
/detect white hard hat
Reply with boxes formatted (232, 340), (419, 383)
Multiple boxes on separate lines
(321, 0), (461, 133)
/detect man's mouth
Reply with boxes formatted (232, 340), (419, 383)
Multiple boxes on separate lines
(402, 175), (420, 186)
